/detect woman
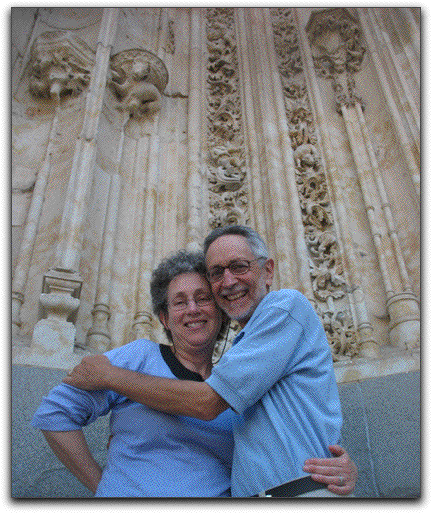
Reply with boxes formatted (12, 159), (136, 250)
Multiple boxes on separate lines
(32, 251), (235, 497)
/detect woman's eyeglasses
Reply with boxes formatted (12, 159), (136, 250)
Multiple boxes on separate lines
(168, 295), (214, 311)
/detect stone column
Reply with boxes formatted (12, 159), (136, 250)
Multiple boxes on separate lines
(86, 130), (124, 351)
(53, 9), (119, 271)
(358, 8), (420, 204)
(354, 102), (413, 294)
(263, 7), (316, 298)
(306, 7), (419, 351)
(12, 30), (95, 338)
(399, 7), (420, 59)
(234, 8), (266, 236)
(390, 9), (419, 91)
(31, 9), (120, 358)
(12, 101), (61, 338)
(105, 48), (169, 341)
(341, 103), (396, 299)
(369, 9), (419, 152)
(186, 8), (205, 252)
(240, 8), (307, 293)
(353, 106), (420, 350)
(132, 35), (170, 341)
(132, 128), (160, 341)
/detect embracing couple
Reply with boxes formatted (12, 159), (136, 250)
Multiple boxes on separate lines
(33, 224), (357, 498)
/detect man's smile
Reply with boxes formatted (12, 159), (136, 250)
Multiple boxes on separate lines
(221, 289), (248, 302)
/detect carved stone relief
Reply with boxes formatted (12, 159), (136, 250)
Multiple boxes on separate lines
(164, 19), (175, 55)
(206, 8), (248, 230)
(271, 7), (359, 360)
(306, 8), (366, 113)
(109, 49), (169, 118)
(29, 31), (95, 100)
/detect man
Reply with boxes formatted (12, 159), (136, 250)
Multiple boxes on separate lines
(65, 225), (357, 497)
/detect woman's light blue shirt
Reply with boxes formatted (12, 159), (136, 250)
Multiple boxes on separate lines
(32, 339), (234, 497)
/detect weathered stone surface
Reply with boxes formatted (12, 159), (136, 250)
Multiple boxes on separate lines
(12, 7), (419, 372)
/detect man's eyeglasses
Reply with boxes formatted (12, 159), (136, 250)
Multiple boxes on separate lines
(206, 258), (265, 283)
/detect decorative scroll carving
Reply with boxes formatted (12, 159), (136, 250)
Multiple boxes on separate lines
(272, 8), (303, 78)
(109, 49), (168, 118)
(306, 8), (366, 113)
(271, 8), (360, 360)
(165, 19), (175, 55)
(206, 8), (248, 229)
(321, 309), (358, 358)
(29, 31), (95, 100)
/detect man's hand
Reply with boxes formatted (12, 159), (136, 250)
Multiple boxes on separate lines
(303, 445), (358, 495)
(63, 354), (112, 390)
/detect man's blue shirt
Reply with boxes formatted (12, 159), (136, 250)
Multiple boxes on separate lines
(206, 289), (342, 497)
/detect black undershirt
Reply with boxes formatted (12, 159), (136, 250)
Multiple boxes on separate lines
(159, 344), (204, 382)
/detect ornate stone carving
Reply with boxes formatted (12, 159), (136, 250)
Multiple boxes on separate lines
(29, 31), (95, 100)
(271, 8), (303, 78)
(109, 49), (168, 118)
(206, 8), (248, 229)
(271, 8), (359, 360)
(165, 19), (175, 55)
(306, 8), (366, 113)
(320, 308), (359, 360)
(208, 145), (246, 192)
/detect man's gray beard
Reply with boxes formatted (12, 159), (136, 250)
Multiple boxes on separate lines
(222, 304), (255, 326)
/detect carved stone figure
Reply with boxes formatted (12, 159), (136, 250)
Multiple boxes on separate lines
(321, 309), (359, 360)
(306, 8), (366, 112)
(208, 145), (246, 193)
(293, 143), (320, 171)
(271, 7), (303, 78)
(29, 31), (95, 100)
(109, 49), (168, 118)
(310, 261), (346, 301)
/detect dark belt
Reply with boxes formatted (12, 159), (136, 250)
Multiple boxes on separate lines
(252, 476), (327, 497)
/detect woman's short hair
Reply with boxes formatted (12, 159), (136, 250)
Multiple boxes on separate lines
(150, 250), (207, 317)
(203, 224), (269, 262)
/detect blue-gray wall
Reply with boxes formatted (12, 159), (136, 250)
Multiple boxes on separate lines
(338, 371), (420, 498)
(12, 365), (420, 498)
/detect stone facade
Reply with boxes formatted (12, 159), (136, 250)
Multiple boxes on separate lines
(12, 7), (420, 379)
(11, 6), (420, 499)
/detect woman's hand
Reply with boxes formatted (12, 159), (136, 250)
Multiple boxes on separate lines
(303, 445), (358, 495)
(42, 430), (103, 494)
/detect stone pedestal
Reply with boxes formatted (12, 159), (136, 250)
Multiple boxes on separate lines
(32, 316), (78, 357)
(387, 292), (420, 349)
(31, 268), (83, 357)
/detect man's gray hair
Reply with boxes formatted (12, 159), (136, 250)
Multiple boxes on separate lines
(203, 225), (269, 261)
(150, 250), (207, 317)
